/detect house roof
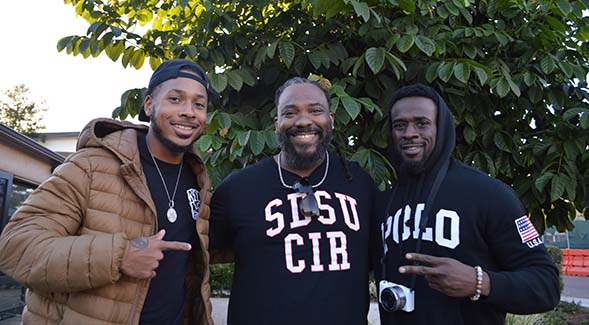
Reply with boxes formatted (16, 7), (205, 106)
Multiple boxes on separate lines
(0, 123), (64, 166)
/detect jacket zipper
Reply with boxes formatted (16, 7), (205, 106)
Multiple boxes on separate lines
(127, 283), (143, 325)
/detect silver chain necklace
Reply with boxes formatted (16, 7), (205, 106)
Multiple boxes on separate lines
(277, 151), (329, 189)
(147, 145), (183, 223)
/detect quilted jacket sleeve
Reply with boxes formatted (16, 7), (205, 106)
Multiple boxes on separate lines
(0, 152), (128, 293)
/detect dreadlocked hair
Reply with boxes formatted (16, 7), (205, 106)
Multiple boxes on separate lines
(332, 141), (353, 182)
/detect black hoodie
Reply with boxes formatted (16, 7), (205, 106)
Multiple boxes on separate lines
(374, 91), (560, 324)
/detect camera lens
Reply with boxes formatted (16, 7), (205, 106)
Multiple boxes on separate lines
(381, 286), (407, 312)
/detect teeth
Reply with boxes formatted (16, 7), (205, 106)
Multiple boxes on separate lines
(294, 134), (315, 138)
(175, 124), (193, 130)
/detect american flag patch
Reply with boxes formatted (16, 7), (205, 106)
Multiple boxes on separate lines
(515, 215), (539, 243)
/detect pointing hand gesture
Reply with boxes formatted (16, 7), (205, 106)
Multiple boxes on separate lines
(399, 253), (490, 298)
(121, 229), (191, 279)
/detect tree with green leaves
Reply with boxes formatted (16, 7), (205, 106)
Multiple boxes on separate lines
(58, 0), (589, 232)
(0, 84), (46, 135)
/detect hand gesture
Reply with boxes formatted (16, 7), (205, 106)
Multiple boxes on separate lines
(121, 229), (191, 279)
(399, 253), (490, 298)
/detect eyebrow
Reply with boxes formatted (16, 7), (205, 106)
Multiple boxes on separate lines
(167, 88), (207, 99)
(392, 116), (432, 123)
(281, 102), (326, 110)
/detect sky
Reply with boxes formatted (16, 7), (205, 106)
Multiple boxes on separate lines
(0, 1), (153, 132)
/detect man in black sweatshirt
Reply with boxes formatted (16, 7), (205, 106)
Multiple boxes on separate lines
(374, 84), (560, 324)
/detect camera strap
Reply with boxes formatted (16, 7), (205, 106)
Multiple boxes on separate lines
(381, 159), (450, 291)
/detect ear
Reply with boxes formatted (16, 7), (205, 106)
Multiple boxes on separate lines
(144, 95), (154, 118)
(274, 115), (279, 130)
(329, 112), (335, 130)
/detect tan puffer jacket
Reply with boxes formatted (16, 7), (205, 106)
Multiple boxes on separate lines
(0, 118), (213, 324)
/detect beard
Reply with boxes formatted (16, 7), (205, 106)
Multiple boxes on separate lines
(277, 126), (333, 170)
(392, 145), (427, 176)
(151, 110), (195, 154)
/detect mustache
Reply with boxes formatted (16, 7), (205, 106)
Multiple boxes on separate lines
(286, 127), (323, 136)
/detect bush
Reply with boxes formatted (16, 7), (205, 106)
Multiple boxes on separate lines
(545, 245), (564, 292)
(210, 263), (234, 297)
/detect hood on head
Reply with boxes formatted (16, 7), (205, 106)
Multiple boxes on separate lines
(386, 86), (456, 179)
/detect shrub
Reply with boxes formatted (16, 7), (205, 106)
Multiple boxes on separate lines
(210, 263), (234, 296)
(545, 245), (564, 292)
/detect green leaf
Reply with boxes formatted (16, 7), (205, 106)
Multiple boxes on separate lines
(279, 41), (295, 68)
(535, 172), (554, 192)
(556, 0), (572, 16)
(550, 174), (566, 202)
(494, 132), (512, 152)
(209, 73), (228, 93)
(365, 47), (385, 74)
(545, 15), (566, 33)
(384, 52), (407, 75)
(237, 130), (251, 146)
(198, 134), (213, 152)
(581, 113), (589, 128)
(264, 130), (279, 149)
(576, 26), (589, 42)
(495, 78), (510, 98)
(558, 62), (573, 78)
(211, 135), (223, 151)
(107, 41), (125, 62)
(57, 36), (72, 52)
(563, 107), (585, 121)
(352, 55), (365, 77)
(523, 72), (535, 86)
(398, 0), (416, 12)
(237, 68), (256, 87)
(528, 86), (543, 103)
(350, 0), (370, 22)
(453, 63), (471, 83)
(396, 35), (414, 53)
(227, 70), (244, 91)
(308, 52), (322, 70)
(463, 126), (476, 144)
(425, 62), (440, 82)
(341, 96), (361, 120)
(445, 2), (460, 16)
(267, 42), (278, 59)
(540, 55), (556, 74)
(473, 66), (488, 85)
(254, 46), (267, 68)
(438, 62), (455, 82)
(414, 35), (435, 56)
(505, 75), (521, 97)
(218, 112), (232, 128)
(249, 131), (265, 155)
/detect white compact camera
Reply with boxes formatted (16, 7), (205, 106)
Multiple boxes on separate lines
(379, 280), (415, 312)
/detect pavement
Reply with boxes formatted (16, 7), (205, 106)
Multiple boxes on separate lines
(0, 276), (587, 324)
(561, 275), (589, 308)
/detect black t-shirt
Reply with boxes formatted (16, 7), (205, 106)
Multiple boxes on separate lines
(210, 153), (377, 325)
(137, 135), (201, 325)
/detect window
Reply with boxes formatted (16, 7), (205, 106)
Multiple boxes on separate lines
(0, 172), (13, 231)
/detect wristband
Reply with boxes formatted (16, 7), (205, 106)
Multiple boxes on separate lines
(470, 265), (483, 301)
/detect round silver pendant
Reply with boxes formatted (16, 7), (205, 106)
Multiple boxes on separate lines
(167, 207), (178, 223)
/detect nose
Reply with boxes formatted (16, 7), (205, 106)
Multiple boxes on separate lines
(294, 114), (313, 128)
(178, 102), (196, 119)
(402, 123), (419, 139)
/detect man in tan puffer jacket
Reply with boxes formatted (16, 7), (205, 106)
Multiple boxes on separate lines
(0, 59), (217, 324)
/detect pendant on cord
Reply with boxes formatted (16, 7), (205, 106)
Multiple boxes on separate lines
(167, 207), (178, 223)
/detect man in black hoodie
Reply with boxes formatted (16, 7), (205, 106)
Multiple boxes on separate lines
(374, 84), (560, 324)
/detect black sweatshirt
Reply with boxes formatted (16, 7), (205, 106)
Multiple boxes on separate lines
(374, 92), (560, 324)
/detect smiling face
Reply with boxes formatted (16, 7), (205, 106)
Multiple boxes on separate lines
(390, 96), (437, 166)
(275, 82), (334, 170)
(144, 75), (208, 161)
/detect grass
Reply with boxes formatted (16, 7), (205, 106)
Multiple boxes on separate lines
(507, 301), (589, 325)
